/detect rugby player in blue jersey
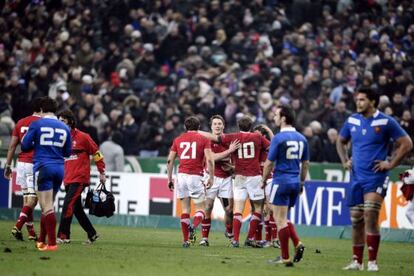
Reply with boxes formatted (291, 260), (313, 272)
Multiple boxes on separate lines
(337, 88), (413, 271)
(262, 105), (309, 267)
(21, 97), (72, 251)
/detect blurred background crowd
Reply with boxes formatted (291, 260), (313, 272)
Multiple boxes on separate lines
(0, 0), (413, 164)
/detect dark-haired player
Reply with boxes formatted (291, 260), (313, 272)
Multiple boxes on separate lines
(5, 97), (43, 241)
(57, 109), (105, 245)
(262, 105), (309, 266)
(21, 97), (72, 251)
(167, 116), (214, 247)
(337, 88), (412, 271)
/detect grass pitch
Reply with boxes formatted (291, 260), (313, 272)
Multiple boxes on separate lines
(0, 220), (412, 276)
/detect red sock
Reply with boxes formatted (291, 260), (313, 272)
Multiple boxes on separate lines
(193, 211), (205, 229)
(255, 221), (263, 241)
(270, 215), (278, 239)
(265, 220), (271, 241)
(225, 223), (232, 235)
(45, 211), (57, 246)
(201, 218), (211, 239)
(367, 233), (380, 261)
(39, 214), (46, 243)
(15, 206), (31, 230)
(233, 213), (242, 242)
(180, 213), (190, 242)
(278, 225), (291, 260)
(26, 208), (36, 237)
(352, 244), (364, 264)
(288, 221), (300, 247)
(247, 212), (261, 240)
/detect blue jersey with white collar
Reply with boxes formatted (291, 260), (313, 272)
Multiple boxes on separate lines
(21, 116), (72, 171)
(339, 110), (407, 181)
(267, 127), (309, 184)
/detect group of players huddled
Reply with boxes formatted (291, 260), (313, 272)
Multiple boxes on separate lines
(167, 105), (308, 266)
(167, 87), (414, 271)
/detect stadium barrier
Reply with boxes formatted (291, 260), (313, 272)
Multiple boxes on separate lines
(1, 160), (413, 242)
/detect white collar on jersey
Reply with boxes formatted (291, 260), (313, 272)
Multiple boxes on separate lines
(43, 114), (58, 119)
(373, 110), (380, 118)
(280, 127), (296, 132)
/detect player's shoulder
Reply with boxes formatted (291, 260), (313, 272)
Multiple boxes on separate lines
(344, 113), (362, 125)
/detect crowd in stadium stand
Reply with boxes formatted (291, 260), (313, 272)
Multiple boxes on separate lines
(0, 0), (413, 163)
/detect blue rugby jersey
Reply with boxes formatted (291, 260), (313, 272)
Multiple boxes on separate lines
(267, 127), (309, 184)
(21, 115), (72, 171)
(339, 110), (407, 181)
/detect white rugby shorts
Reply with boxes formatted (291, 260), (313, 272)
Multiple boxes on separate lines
(205, 175), (233, 199)
(233, 175), (264, 201)
(176, 173), (205, 200)
(15, 161), (36, 195)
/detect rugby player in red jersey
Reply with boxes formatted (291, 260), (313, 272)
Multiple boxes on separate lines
(167, 116), (215, 247)
(200, 115), (240, 246)
(57, 110), (106, 245)
(199, 116), (270, 247)
(5, 97), (43, 241)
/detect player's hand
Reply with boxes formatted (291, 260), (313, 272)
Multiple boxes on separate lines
(205, 177), (213, 189)
(228, 140), (241, 153)
(373, 160), (392, 172)
(261, 179), (267, 189)
(99, 173), (106, 184)
(168, 180), (174, 191)
(342, 159), (352, 170)
(300, 182), (305, 194)
(4, 165), (12, 180)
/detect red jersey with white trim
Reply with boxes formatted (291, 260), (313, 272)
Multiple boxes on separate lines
(64, 129), (105, 185)
(222, 132), (270, 176)
(12, 114), (42, 163)
(171, 131), (211, 176)
(211, 142), (232, 178)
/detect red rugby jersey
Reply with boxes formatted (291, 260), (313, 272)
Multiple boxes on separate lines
(64, 128), (105, 185)
(12, 115), (42, 163)
(259, 140), (273, 180)
(211, 141), (232, 178)
(171, 131), (211, 176)
(221, 132), (270, 176)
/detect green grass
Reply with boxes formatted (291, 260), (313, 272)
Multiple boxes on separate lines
(0, 220), (412, 276)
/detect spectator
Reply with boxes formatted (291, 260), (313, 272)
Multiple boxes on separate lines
(100, 131), (124, 172)
(326, 101), (352, 131)
(302, 126), (323, 162)
(323, 128), (341, 163)
(121, 112), (139, 155)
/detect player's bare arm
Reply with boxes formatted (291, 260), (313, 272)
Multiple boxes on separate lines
(373, 135), (413, 172)
(261, 125), (274, 139)
(204, 148), (215, 189)
(213, 140), (240, 161)
(300, 160), (310, 194)
(167, 151), (177, 191)
(198, 130), (220, 142)
(261, 159), (274, 189)
(4, 136), (19, 179)
(336, 136), (352, 170)
(93, 151), (107, 184)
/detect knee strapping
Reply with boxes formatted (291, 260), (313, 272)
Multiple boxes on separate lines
(364, 200), (382, 213)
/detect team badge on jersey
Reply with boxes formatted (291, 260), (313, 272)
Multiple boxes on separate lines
(375, 126), (381, 134)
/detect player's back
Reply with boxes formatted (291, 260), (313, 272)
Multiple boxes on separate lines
(223, 132), (269, 176)
(13, 115), (42, 162)
(271, 128), (308, 183)
(22, 117), (71, 171)
(172, 131), (210, 176)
